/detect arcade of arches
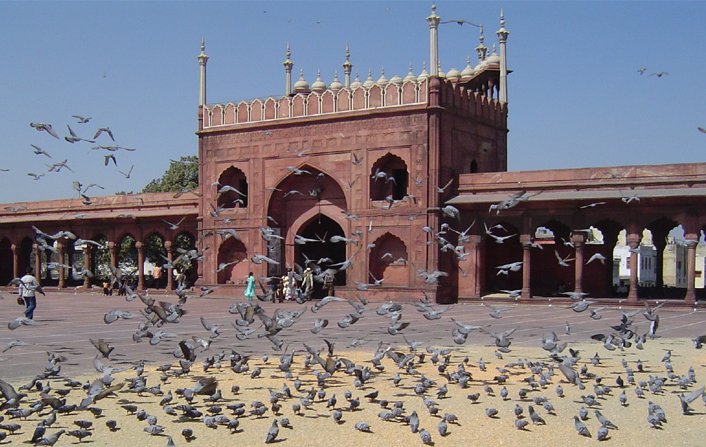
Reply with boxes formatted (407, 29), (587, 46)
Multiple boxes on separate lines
(0, 193), (198, 291)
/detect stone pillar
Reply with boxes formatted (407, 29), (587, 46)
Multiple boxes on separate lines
(520, 235), (532, 300)
(626, 231), (641, 304)
(83, 244), (92, 288)
(165, 240), (174, 290)
(10, 243), (18, 279)
(458, 234), (483, 299)
(57, 241), (65, 289)
(685, 235), (698, 305)
(571, 232), (586, 294)
(136, 241), (145, 291)
(33, 243), (41, 285)
(108, 242), (117, 270)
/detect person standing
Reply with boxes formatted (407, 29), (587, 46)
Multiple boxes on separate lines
(302, 267), (314, 300)
(244, 272), (256, 302)
(18, 267), (42, 320)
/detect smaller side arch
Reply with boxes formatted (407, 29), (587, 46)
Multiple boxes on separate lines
(369, 232), (409, 286)
(370, 153), (409, 201)
(216, 166), (248, 209)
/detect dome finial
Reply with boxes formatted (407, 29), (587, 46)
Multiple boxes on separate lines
(476, 25), (488, 63)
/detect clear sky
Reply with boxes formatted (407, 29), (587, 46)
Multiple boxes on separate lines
(0, 1), (704, 204)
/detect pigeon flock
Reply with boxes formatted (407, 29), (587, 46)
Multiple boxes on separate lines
(1, 280), (705, 446)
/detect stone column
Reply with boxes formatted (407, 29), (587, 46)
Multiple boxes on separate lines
(520, 235), (532, 300)
(10, 243), (18, 279)
(57, 241), (65, 289)
(571, 232), (586, 294)
(136, 241), (145, 291)
(165, 240), (174, 290)
(626, 232), (641, 304)
(458, 234), (483, 299)
(33, 243), (41, 285)
(685, 235), (698, 305)
(83, 244), (92, 288)
(108, 242), (117, 270)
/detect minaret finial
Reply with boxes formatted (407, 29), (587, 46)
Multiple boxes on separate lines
(342, 42), (353, 88)
(283, 43), (294, 96)
(496, 9), (510, 103)
(476, 25), (488, 63)
(427, 3), (441, 76)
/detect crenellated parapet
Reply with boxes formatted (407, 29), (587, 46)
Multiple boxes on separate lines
(437, 78), (508, 126)
(202, 79), (429, 129)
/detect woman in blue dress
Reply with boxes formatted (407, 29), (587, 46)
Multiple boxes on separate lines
(244, 272), (256, 302)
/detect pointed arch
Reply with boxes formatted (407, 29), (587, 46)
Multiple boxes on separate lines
(370, 153), (409, 201)
(174, 231), (197, 285)
(293, 212), (347, 294)
(369, 232), (409, 286)
(217, 166), (248, 209)
(0, 237), (12, 284)
(267, 164), (347, 229)
(217, 237), (248, 284)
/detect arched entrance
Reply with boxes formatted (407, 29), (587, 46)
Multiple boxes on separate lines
(266, 163), (349, 286)
(0, 238), (12, 284)
(295, 214), (347, 299)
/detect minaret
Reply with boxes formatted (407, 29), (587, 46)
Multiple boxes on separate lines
(197, 39), (209, 107)
(342, 43), (353, 88)
(427, 4), (440, 76)
(283, 43), (294, 96)
(475, 25), (488, 63)
(496, 9), (510, 103)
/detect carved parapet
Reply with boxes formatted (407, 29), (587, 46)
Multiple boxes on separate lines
(202, 79), (428, 129)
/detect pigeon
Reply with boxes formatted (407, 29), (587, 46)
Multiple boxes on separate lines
(355, 421), (372, 432)
(573, 416), (591, 437)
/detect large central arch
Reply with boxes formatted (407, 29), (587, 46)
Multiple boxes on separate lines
(295, 214), (347, 297)
(266, 164), (349, 278)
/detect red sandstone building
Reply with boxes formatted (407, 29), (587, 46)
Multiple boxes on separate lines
(1, 6), (705, 304)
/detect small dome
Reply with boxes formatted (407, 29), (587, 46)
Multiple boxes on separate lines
(403, 64), (417, 83)
(437, 63), (446, 79)
(363, 69), (375, 88)
(389, 74), (403, 85)
(329, 71), (343, 91)
(350, 73), (363, 89)
(485, 45), (500, 65)
(485, 53), (500, 65)
(460, 58), (475, 80)
(446, 68), (461, 81)
(417, 62), (429, 82)
(376, 69), (388, 86)
(293, 70), (310, 93)
(311, 70), (326, 93)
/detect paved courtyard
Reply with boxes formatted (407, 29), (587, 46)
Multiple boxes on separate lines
(1, 289), (704, 382)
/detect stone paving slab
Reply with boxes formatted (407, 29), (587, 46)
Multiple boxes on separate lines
(1, 290), (705, 382)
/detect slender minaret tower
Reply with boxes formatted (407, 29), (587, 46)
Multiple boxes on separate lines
(283, 43), (294, 96)
(197, 39), (209, 107)
(496, 9), (510, 103)
(342, 43), (353, 88)
(427, 4), (440, 76)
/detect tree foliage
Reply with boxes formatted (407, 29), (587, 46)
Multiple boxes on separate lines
(142, 156), (198, 193)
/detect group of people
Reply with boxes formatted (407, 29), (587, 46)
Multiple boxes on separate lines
(243, 267), (335, 303)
